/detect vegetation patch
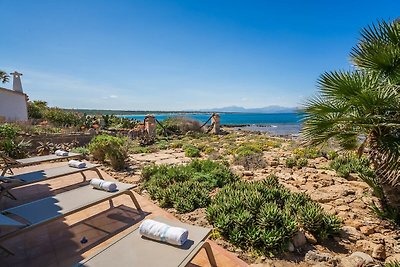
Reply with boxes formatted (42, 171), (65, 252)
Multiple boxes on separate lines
(183, 144), (201, 157)
(233, 144), (266, 170)
(207, 175), (341, 254)
(330, 153), (374, 178)
(88, 134), (128, 170)
(142, 159), (239, 213)
(285, 157), (308, 168)
(157, 117), (202, 135)
(0, 123), (31, 158)
(293, 147), (322, 159)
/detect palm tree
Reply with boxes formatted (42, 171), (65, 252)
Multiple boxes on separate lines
(0, 70), (9, 83)
(302, 20), (400, 211)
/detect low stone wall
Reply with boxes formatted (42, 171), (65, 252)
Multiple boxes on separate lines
(21, 133), (95, 149)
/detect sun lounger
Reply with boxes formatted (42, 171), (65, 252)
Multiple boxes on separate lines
(1, 152), (82, 176)
(0, 162), (103, 201)
(0, 181), (142, 255)
(75, 216), (217, 267)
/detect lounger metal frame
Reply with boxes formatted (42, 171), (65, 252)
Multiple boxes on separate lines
(0, 163), (103, 201)
(0, 183), (142, 255)
(0, 152), (82, 176)
(76, 216), (217, 267)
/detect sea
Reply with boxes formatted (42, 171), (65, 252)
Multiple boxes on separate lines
(121, 112), (303, 136)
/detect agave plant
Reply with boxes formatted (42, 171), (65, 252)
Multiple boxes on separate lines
(302, 19), (400, 212)
(36, 141), (54, 156)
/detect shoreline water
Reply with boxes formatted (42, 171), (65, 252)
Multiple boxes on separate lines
(121, 112), (303, 136)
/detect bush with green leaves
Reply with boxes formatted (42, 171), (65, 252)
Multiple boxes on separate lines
(183, 144), (201, 157)
(285, 157), (308, 168)
(71, 146), (90, 157)
(156, 117), (202, 135)
(330, 153), (374, 178)
(285, 157), (297, 168)
(44, 107), (84, 127)
(207, 175), (341, 254)
(296, 158), (308, 168)
(293, 147), (322, 159)
(0, 123), (31, 158)
(88, 134), (127, 170)
(233, 144), (265, 170)
(142, 159), (239, 213)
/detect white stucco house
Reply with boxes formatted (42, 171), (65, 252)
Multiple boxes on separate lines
(0, 72), (28, 122)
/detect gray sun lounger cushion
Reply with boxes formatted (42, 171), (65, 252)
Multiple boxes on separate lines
(75, 216), (217, 267)
(0, 163), (103, 201)
(3, 181), (136, 225)
(0, 181), (142, 253)
(1, 152), (82, 176)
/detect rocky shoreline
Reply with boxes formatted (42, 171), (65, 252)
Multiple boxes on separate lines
(101, 130), (400, 267)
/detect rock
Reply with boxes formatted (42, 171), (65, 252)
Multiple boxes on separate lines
(360, 225), (375, 235)
(385, 254), (400, 264)
(345, 219), (363, 229)
(341, 226), (363, 242)
(305, 231), (318, 244)
(287, 241), (295, 252)
(350, 251), (374, 264)
(243, 171), (254, 176)
(270, 160), (279, 167)
(342, 189), (356, 196)
(292, 231), (307, 248)
(372, 244), (386, 259)
(312, 192), (337, 203)
(356, 240), (376, 254)
(304, 250), (333, 263)
(336, 205), (350, 212)
(340, 256), (364, 267)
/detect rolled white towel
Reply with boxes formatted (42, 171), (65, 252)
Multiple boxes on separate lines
(68, 160), (86, 168)
(55, 150), (69, 156)
(90, 178), (117, 192)
(139, 219), (189, 246)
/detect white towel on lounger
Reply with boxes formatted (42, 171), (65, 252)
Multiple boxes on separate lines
(139, 219), (189, 246)
(68, 160), (86, 168)
(90, 178), (117, 192)
(55, 150), (69, 156)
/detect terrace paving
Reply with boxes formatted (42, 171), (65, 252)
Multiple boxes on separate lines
(0, 161), (248, 267)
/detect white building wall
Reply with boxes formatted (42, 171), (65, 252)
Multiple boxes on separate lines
(0, 89), (28, 121)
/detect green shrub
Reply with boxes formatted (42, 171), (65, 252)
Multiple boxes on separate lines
(142, 159), (239, 213)
(296, 158), (308, 168)
(330, 153), (374, 178)
(326, 150), (338, 160)
(156, 140), (170, 150)
(102, 114), (138, 129)
(157, 117), (202, 135)
(0, 124), (30, 158)
(232, 144), (266, 170)
(71, 146), (90, 156)
(88, 134), (127, 170)
(285, 157), (297, 168)
(207, 175), (341, 254)
(27, 100), (48, 119)
(183, 144), (201, 157)
(44, 108), (84, 127)
(293, 147), (321, 159)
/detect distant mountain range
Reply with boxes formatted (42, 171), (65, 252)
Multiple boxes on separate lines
(197, 105), (299, 113)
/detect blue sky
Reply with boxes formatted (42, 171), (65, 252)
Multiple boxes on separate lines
(1, 0), (399, 110)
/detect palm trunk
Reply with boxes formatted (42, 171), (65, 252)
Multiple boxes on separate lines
(381, 183), (400, 210)
(368, 130), (400, 210)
